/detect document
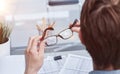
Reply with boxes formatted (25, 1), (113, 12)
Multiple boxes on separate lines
(38, 56), (66, 74)
(38, 54), (93, 74)
(59, 54), (93, 74)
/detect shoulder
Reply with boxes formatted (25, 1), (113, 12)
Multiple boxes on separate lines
(89, 70), (120, 74)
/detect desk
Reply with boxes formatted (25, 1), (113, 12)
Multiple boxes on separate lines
(0, 50), (90, 74)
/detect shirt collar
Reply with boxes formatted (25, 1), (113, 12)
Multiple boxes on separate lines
(89, 70), (120, 74)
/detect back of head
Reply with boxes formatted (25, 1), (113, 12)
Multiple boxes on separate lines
(80, 0), (120, 69)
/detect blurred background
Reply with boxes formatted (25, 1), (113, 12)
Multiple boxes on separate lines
(0, 0), (85, 55)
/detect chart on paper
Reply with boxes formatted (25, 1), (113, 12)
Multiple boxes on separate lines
(59, 54), (93, 74)
(38, 56), (66, 74)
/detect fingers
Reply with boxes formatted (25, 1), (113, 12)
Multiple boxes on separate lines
(70, 20), (80, 26)
(31, 36), (41, 51)
(26, 35), (45, 55)
(75, 21), (80, 26)
(26, 36), (36, 52)
(70, 20), (80, 33)
(71, 27), (80, 33)
(38, 40), (45, 55)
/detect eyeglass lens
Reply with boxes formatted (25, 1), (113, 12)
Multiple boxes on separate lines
(59, 29), (73, 39)
(45, 36), (57, 46)
(45, 29), (73, 46)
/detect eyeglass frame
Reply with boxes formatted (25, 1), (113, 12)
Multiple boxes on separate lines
(41, 19), (79, 46)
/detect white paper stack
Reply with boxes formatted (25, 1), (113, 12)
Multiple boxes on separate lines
(38, 54), (93, 74)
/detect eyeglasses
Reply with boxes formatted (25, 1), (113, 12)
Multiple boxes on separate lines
(41, 19), (78, 46)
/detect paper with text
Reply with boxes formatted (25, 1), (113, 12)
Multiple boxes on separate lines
(59, 54), (93, 74)
(38, 56), (66, 74)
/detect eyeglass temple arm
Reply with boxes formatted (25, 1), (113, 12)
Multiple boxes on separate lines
(40, 27), (54, 41)
(69, 19), (79, 29)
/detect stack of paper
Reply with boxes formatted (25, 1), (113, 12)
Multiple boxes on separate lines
(38, 54), (93, 74)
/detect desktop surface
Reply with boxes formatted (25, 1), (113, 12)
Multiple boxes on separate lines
(0, 50), (90, 74)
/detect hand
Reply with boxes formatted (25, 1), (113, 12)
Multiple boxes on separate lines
(24, 36), (45, 74)
(71, 20), (83, 43)
(71, 20), (80, 33)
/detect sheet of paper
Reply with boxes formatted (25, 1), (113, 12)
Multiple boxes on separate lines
(59, 54), (93, 74)
(38, 56), (66, 74)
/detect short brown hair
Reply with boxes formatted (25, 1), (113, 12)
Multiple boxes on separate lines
(80, 0), (120, 69)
